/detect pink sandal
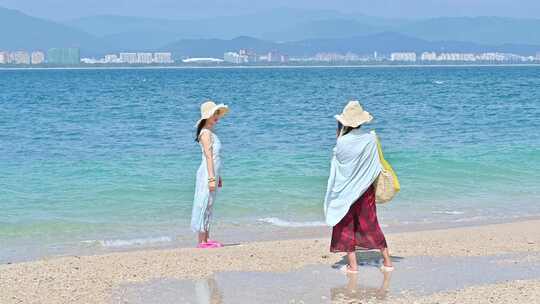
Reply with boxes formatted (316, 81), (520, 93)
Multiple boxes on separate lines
(207, 240), (223, 247)
(196, 242), (220, 249)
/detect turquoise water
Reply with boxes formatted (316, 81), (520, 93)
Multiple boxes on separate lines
(1, 66), (539, 261)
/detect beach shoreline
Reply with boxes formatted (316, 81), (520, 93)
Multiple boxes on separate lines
(2, 218), (539, 303)
(3, 214), (540, 265)
(4, 214), (540, 265)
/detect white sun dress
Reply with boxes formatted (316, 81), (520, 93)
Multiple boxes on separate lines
(191, 128), (222, 232)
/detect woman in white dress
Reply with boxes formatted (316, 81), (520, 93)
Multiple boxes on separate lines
(191, 100), (229, 249)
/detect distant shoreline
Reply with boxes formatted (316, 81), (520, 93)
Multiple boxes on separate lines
(1, 63), (540, 71)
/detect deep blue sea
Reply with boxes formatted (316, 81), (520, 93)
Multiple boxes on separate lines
(1, 66), (539, 262)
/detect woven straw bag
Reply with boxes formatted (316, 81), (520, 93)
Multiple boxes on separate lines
(373, 132), (400, 204)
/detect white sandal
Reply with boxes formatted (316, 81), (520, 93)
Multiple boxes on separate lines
(338, 264), (359, 274)
(380, 265), (394, 272)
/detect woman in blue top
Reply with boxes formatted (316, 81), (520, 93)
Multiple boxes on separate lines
(324, 101), (393, 273)
(191, 100), (229, 249)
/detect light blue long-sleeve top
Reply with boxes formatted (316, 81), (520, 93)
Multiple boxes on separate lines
(324, 128), (382, 226)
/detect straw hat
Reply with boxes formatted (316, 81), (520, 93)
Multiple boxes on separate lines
(194, 100), (229, 127)
(334, 100), (373, 128)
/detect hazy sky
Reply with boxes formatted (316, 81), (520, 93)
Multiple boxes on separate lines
(1, 0), (540, 20)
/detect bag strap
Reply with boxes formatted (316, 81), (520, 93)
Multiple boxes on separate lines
(371, 130), (401, 192)
(371, 130), (385, 162)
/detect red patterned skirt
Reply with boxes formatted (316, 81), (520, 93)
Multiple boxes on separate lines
(330, 185), (388, 252)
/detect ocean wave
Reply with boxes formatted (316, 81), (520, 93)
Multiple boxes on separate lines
(432, 210), (465, 215)
(257, 217), (326, 228)
(452, 216), (493, 223)
(81, 236), (172, 248)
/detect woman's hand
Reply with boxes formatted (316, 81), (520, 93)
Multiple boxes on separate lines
(209, 180), (216, 192)
(218, 177), (223, 188)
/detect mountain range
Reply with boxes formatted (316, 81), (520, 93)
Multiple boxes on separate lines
(1, 6), (540, 57)
(162, 34), (540, 58)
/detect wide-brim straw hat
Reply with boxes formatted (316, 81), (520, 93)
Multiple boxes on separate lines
(194, 100), (229, 127)
(334, 100), (373, 128)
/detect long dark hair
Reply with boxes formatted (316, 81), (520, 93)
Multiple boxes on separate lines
(337, 121), (361, 137)
(195, 119), (207, 142)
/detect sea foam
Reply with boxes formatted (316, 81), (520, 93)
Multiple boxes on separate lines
(258, 217), (326, 227)
(82, 236), (172, 248)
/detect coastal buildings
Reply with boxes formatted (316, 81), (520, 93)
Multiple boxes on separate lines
(479, 53), (506, 61)
(1, 48), (539, 66)
(420, 52), (528, 62)
(223, 49), (290, 64)
(421, 52), (437, 61)
(391, 52), (417, 62)
(137, 53), (153, 64)
(312, 52), (376, 62)
(104, 54), (120, 64)
(224, 51), (248, 64)
(438, 53), (476, 61)
(31, 51), (45, 64)
(82, 52), (174, 64)
(240, 49), (258, 63)
(314, 53), (345, 62)
(223, 49), (262, 64)
(10, 51), (31, 64)
(0, 51), (9, 64)
(437, 53), (470, 61)
(114, 52), (174, 64)
(292, 52), (383, 62)
(119, 53), (138, 64)
(153, 52), (173, 64)
(264, 51), (288, 63)
(182, 57), (224, 63)
(47, 48), (80, 65)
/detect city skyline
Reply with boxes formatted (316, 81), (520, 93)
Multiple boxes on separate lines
(1, 0), (540, 21)
(2, 46), (540, 66)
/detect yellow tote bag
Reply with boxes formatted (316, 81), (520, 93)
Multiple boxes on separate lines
(373, 133), (400, 204)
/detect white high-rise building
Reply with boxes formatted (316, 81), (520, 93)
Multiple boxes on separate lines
(0, 51), (9, 64)
(81, 58), (99, 64)
(10, 51), (31, 64)
(104, 54), (120, 63)
(462, 53), (476, 61)
(31, 51), (45, 64)
(437, 53), (476, 61)
(137, 52), (153, 64)
(421, 52), (437, 61)
(153, 52), (173, 64)
(119, 52), (138, 64)
(223, 52), (248, 64)
(390, 52), (417, 62)
(477, 53), (505, 62)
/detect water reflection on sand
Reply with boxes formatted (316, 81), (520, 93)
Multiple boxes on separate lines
(112, 252), (540, 303)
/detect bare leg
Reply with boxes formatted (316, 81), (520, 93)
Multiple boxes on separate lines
(198, 232), (208, 244)
(347, 251), (358, 271)
(380, 247), (393, 267)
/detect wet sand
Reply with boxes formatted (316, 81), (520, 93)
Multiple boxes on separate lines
(112, 252), (540, 303)
(1, 219), (539, 303)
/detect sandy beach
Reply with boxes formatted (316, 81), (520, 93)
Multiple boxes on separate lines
(1, 219), (539, 304)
